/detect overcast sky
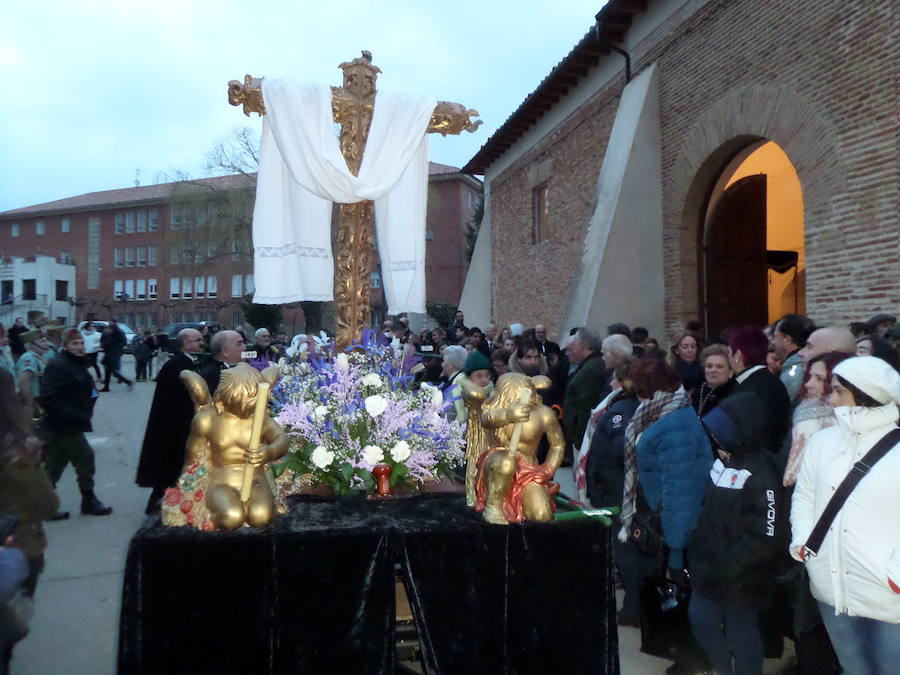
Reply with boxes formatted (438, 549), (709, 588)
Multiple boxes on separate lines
(0, 0), (608, 212)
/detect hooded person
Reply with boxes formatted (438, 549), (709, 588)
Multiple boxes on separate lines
(790, 356), (900, 674)
(688, 391), (787, 675)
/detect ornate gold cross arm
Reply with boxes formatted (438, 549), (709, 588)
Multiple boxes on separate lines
(227, 74), (482, 135)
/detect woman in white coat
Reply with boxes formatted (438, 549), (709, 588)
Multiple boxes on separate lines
(790, 356), (900, 674)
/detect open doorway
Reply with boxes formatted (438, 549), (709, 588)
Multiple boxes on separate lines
(702, 141), (805, 339)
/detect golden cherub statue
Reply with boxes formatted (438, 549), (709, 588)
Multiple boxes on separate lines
(162, 363), (289, 531)
(474, 373), (564, 524)
(458, 372), (494, 507)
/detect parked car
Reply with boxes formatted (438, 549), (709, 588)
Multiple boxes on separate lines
(161, 322), (223, 353)
(77, 320), (136, 353)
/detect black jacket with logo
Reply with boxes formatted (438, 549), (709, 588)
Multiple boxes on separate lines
(689, 392), (788, 611)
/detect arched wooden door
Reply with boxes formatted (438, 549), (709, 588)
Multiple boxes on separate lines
(704, 174), (768, 339)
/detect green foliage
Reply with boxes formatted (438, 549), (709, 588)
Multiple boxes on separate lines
(465, 196), (484, 264)
(426, 301), (458, 328)
(242, 301), (283, 332)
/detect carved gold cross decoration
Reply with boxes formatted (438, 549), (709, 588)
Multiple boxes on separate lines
(227, 51), (481, 347)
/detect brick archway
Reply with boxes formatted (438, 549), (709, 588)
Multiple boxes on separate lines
(664, 85), (844, 337)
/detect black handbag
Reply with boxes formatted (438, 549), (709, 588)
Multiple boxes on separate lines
(639, 571), (698, 660)
(629, 488), (664, 557)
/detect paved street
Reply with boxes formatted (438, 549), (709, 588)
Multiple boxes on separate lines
(12, 355), (695, 674)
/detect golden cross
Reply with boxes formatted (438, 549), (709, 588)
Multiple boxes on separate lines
(227, 51), (481, 347)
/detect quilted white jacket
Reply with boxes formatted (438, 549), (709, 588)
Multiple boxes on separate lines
(790, 402), (900, 622)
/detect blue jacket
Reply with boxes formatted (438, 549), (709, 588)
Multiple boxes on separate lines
(636, 406), (712, 568)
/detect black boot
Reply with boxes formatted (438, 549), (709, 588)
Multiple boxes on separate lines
(81, 491), (113, 516)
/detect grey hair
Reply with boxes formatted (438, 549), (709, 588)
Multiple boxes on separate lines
(442, 345), (468, 371)
(254, 327), (270, 337)
(602, 334), (633, 360)
(210, 329), (237, 357)
(176, 328), (199, 348)
(576, 327), (604, 353)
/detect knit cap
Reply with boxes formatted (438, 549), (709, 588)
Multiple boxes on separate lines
(464, 349), (492, 375)
(833, 356), (900, 406)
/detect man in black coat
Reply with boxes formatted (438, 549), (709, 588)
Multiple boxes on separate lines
(99, 318), (132, 391)
(41, 328), (113, 517)
(534, 324), (560, 357)
(136, 328), (203, 515)
(726, 327), (791, 457)
(200, 330), (247, 395)
(562, 327), (608, 464)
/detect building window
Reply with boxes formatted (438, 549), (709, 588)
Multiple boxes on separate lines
(114, 248), (123, 268)
(137, 211), (147, 233)
(171, 206), (183, 230)
(148, 279), (158, 300)
(148, 312), (158, 327)
(125, 212), (136, 234)
(35, 221), (45, 235)
(61, 218), (71, 233)
(136, 279), (147, 300)
(231, 274), (243, 297)
(194, 245), (206, 264)
(125, 247), (135, 267)
(245, 273), (254, 295)
(467, 191), (474, 210)
(370, 271), (382, 288)
(55, 280), (69, 302)
(194, 276), (205, 297)
(531, 184), (549, 244)
(10, 223), (19, 237)
(425, 229), (434, 241)
(182, 277), (193, 299)
(59, 251), (72, 264)
(149, 209), (159, 231)
(169, 277), (180, 299)
(115, 213), (125, 234)
(136, 246), (147, 266)
(114, 280), (124, 300)
(207, 242), (217, 261)
(194, 311), (205, 323)
(231, 240), (241, 262)
(22, 280), (36, 300)
(169, 244), (180, 265)
(207, 275), (217, 298)
(124, 279), (135, 300)
(231, 311), (242, 328)
(148, 245), (158, 266)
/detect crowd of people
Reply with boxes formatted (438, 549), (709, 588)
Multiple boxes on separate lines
(1, 308), (899, 673)
(392, 309), (900, 675)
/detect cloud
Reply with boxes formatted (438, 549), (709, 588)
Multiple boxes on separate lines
(0, 0), (607, 211)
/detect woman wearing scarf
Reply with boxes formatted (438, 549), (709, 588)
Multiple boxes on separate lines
(617, 357), (712, 672)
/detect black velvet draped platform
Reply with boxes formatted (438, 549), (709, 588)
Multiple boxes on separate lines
(118, 493), (618, 675)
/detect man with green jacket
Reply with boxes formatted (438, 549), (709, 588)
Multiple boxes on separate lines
(562, 327), (608, 465)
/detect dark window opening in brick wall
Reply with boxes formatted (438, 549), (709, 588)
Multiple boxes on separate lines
(532, 184), (549, 244)
(55, 280), (68, 302)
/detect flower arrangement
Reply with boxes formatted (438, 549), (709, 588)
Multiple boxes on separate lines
(270, 329), (465, 496)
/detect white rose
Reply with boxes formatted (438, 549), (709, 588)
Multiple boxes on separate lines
(421, 382), (444, 407)
(390, 440), (411, 463)
(311, 445), (335, 469)
(364, 394), (388, 418)
(314, 405), (328, 420)
(335, 352), (350, 370)
(362, 444), (384, 464)
(362, 373), (383, 388)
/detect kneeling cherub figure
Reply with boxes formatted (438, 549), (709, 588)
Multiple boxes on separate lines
(474, 372), (564, 524)
(163, 363), (289, 530)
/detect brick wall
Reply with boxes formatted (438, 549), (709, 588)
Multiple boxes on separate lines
(488, 0), (898, 341)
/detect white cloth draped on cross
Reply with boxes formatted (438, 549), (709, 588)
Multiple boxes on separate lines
(251, 79), (436, 314)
